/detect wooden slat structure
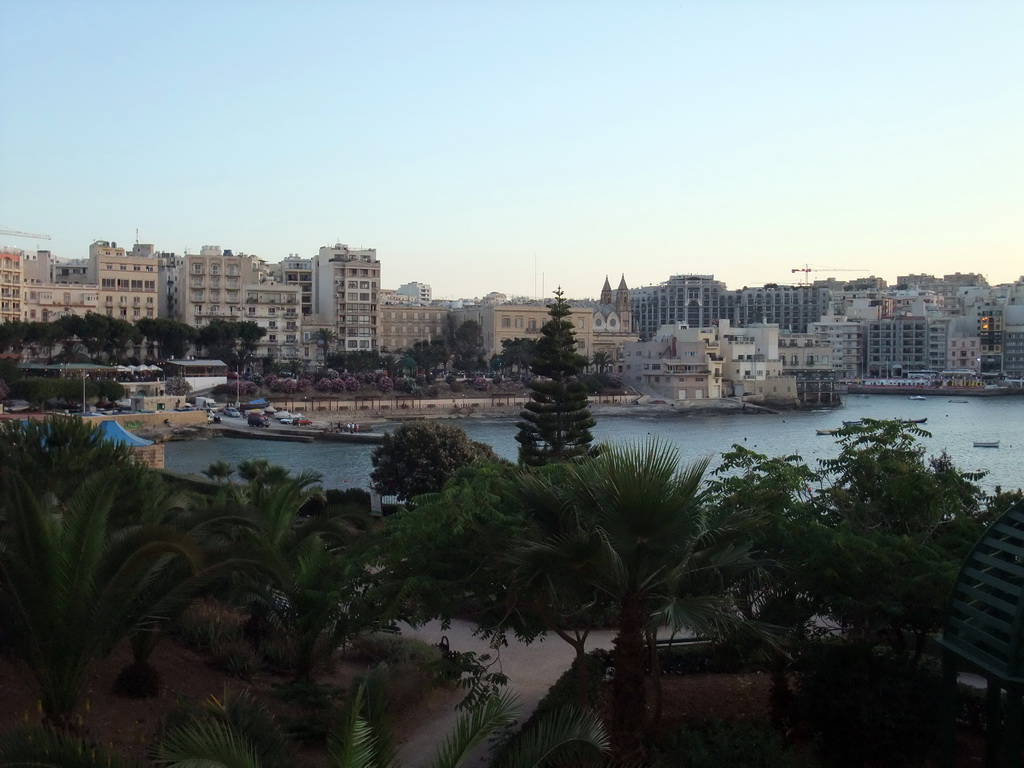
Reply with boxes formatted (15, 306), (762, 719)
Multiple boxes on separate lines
(939, 501), (1024, 767)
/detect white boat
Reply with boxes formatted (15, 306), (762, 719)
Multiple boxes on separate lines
(973, 441), (1000, 448)
(908, 395), (927, 401)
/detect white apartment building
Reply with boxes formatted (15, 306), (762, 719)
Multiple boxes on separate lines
(396, 281), (431, 304)
(809, 316), (865, 378)
(243, 283), (303, 360)
(314, 243), (380, 351)
(277, 256), (315, 316)
(22, 285), (100, 323)
(622, 324), (723, 402)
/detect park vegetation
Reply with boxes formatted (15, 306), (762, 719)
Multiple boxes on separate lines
(1, 401), (1019, 766)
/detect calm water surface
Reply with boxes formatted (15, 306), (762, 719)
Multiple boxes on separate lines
(165, 394), (1022, 493)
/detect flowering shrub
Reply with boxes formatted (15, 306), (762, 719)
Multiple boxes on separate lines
(472, 377), (490, 392)
(343, 376), (360, 392)
(377, 375), (394, 393)
(424, 384), (439, 397)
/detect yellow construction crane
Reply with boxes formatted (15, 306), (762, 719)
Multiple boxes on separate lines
(0, 228), (51, 240)
(791, 265), (867, 286)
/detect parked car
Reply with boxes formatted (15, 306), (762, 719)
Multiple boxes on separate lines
(278, 417), (294, 425)
(294, 418), (313, 426)
(247, 412), (269, 427)
(222, 406), (241, 418)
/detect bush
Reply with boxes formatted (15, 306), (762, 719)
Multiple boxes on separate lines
(348, 632), (442, 668)
(793, 641), (944, 767)
(349, 633), (443, 712)
(171, 598), (246, 650)
(652, 720), (817, 768)
(212, 638), (263, 679)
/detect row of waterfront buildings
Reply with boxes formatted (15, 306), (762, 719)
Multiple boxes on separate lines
(2, 239), (1023, 401)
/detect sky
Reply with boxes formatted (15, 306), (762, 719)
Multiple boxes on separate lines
(1, 1), (1022, 301)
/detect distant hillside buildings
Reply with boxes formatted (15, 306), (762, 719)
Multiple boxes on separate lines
(2, 234), (1023, 396)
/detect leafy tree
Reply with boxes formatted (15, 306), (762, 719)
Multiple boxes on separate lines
(514, 440), (764, 764)
(409, 338), (450, 373)
(165, 375), (193, 396)
(137, 317), (198, 360)
(515, 289), (595, 467)
(196, 319), (266, 366)
(449, 320), (486, 372)
(808, 419), (988, 655)
(370, 421), (501, 502)
(500, 337), (538, 375)
(0, 377), (9, 402)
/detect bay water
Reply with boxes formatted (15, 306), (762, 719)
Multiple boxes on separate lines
(165, 394), (1022, 494)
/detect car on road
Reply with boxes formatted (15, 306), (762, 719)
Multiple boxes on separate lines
(222, 406), (241, 418)
(247, 412), (269, 427)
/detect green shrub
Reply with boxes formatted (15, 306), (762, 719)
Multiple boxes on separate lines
(348, 633), (443, 711)
(212, 638), (263, 679)
(652, 720), (817, 768)
(793, 641), (944, 767)
(348, 632), (442, 667)
(171, 598), (246, 650)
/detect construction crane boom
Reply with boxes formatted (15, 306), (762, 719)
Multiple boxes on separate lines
(0, 229), (51, 240)
(790, 265), (867, 285)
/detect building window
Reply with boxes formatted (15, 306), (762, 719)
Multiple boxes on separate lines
(502, 317), (511, 328)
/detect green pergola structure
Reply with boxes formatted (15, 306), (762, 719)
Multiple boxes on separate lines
(939, 500), (1024, 768)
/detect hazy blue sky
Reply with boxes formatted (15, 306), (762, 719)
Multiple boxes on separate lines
(2, 1), (1021, 300)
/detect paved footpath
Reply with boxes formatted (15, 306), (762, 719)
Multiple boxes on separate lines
(396, 619), (615, 768)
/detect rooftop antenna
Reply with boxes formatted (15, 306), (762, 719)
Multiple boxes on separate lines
(135, 228), (139, 245)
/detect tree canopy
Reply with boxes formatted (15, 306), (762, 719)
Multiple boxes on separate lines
(370, 421), (501, 501)
(515, 289), (595, 467)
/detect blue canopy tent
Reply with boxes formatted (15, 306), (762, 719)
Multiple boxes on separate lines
(96, 419), (154, 448)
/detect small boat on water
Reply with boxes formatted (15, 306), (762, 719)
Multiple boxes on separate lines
(908, 395), (927, 401)
(843, 420), (863, 426)
(816, 429), (837, 436)
(900, 418), (928, 424)
(973, 441), (1000, 448)
(949, 399), (969, 403)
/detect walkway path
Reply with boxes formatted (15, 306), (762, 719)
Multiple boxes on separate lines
(395, 619), (615, 768)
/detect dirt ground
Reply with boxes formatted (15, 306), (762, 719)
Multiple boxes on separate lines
(0, 646), (986, 766)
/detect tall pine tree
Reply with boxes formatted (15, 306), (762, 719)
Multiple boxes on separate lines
(515, 288), (596, 466)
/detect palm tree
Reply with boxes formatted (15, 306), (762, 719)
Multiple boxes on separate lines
(0, 469), (202, 727)
(215, 463), (373, 681)
(514, 439), (764, 764)
(202, 460), (235, 483)
(589, 350), (611, 374)
(153, 678), (608, 768)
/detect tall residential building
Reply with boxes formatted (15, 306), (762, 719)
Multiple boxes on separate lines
(183, 246), (265, 326)
(243, 283), (302, 360)
(631, 275), (734, 341)
(864, 315), (930, 377)
(1, 247), (23, 323)
(277, 256), (315, 316)
(90, 239), (159, 321)
(396, 281), (432, 304)
(313, 243), (380, 351)
(809, 316), (866, 378)
(733, 284), (831, 333)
